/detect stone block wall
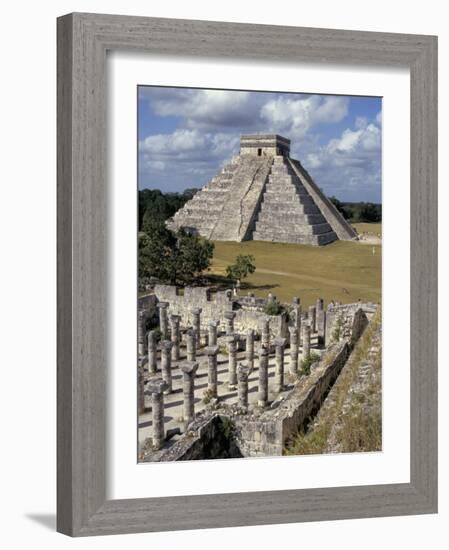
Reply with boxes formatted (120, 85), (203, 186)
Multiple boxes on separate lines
(153, 284), (233, 330)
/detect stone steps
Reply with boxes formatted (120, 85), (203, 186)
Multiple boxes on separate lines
(253, 229), (337, 245)
(255, 220), (333, 236)
(259, 200), (320, 215)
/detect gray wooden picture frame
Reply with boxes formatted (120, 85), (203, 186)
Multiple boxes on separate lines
(57, 12), (438, 537)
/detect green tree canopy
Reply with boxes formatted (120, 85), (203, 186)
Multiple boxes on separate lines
(225, 254), (256, 282)
(139, 221), (214, 285)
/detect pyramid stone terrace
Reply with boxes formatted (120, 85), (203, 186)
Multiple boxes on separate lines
(167, 134), (357, 246)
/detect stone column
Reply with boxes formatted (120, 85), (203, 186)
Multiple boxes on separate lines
(147, 329), (158, 374)
(246, 328), (255, 370)
(237, 363), (251, 410)
(192, 307), (202, 348)
(186, 328), (196, 362)
(180, 361), (199, 428)
(224, 311), (236, 335)
(291, 297), (302, 331)
(160, 340), (173, 393)
(261, 318), (270, 349)
(206, 345), (219, 398)
(147, 378), (168, 450)
(317, 309), (326, 346)
(302, 323), (311, 361)
(157, 301), (169, 340)
(288, 325), (299, 375)
(170, 314), (181, 361)
(208, 320), (220, 346)
(274, 337), (286, 393)
(308, 305), (316, 333)
(138, 367), (146, 414)
(137, 311), (147, 356)
(227, 334), (238, 387)
(258, 346), (269, 407)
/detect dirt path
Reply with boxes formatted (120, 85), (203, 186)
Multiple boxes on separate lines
(255, 267), (375, 292)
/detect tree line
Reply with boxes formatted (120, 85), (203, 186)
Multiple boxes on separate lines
(329, 196), (382, 223)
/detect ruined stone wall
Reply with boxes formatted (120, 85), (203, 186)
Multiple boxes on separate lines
(325, 302), (376, 346)
(234, 309), (288, 339)
(235, 341), (350, 456)
(153, 285), (233, 329)
(151, 284), (287, 337)
(137, 293), (158, 314)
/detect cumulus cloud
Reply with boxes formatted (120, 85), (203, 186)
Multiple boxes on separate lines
(261, 95), (349, 140)
(139, 129), (240, 191)
(302, 117), (381, 201)
(141, 88), (264, 130)
(138, 86), (381, 200)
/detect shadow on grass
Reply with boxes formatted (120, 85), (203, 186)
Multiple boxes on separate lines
(204, 274), (279, 292)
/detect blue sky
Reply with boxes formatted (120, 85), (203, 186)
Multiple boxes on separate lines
(138, 86), (382, 202)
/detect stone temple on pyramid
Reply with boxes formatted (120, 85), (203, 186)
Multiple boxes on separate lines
(167, 134), (357, 246)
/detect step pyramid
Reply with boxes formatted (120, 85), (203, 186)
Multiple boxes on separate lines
(167, 135), (357, 245)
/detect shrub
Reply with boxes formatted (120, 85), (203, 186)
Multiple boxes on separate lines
(263, 300), (285, 316)
(300, 352), (320, 375)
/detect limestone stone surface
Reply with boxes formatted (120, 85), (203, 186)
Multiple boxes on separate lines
(167, 134), (357, 245)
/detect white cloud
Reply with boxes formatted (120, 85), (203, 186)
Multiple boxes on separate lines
(260, 95), (349, 140)
(139, 129), (240, 191)
(144, 88), (263, 129)
(302, 115), (381, 201)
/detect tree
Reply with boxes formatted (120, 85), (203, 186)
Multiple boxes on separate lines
(138, 220), (177, 283)
(176, 229), (214, 284)
(226, 254), (256, 282)
(138, 222), (214, 285)
(329, 196), (350, 219)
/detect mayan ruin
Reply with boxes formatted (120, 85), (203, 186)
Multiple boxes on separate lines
(167, 134), (357, 245)
(138, 88), (382, 461)
(138, 286), (380, 461)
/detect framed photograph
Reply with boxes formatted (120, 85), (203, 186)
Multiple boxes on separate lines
(57, 13), (437, 536)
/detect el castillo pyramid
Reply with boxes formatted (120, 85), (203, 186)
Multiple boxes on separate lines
(167, 134), (357, 245)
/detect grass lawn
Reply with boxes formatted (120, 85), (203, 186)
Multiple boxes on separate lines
(352, 222), (382, 236)
(210, 236), (381, 307)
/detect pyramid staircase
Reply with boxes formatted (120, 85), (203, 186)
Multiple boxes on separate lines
(167, 155), (273, 241)
(167, 134), (357, 246)
(167, 157), (239, 239)
(252, 156), (338, 245)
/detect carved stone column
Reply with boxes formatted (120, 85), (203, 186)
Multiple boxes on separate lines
(274, 337), (286, 393)
(180, 361), (199, 428)
(227, 333), (238, 387)
(302, 323), (311, 361)
(308, 305), (316, 333)
(157, 301), (169, 340)
(186, 328), (196, 362)
(288, 325), (299, 375)
(206, 345), (219, 398)
(192, 307), (202, 348)
(258, 346), (269, 407)
(147, 378), (168, 450)
(246, 328), (255, 370)
(261, 318), (270, 350)
(147, 329), (158, 374)
(160, 340), (173, 393)
(137, 311), (147, 356)
(237, 363), (252, 410)
(208, 320), (220, 346)
(224, 311), (236, 335)
(138, 366), (146, 415)
(170, 314), (181, 361)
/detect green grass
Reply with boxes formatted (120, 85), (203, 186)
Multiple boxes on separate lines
(352, 222), (382, 236)
(209, 236), (381, 307)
